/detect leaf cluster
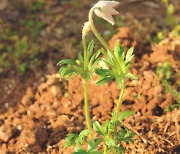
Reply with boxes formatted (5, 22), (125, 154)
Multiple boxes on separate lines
(64, 110), (135, 153)
(58, 40), (100, 80)
(93, 110), (135, 153)
(64, 129), (102, 154)
(95, 41), (137, 88)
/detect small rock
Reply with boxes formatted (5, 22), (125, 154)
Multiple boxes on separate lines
(0, 125), (13, 142)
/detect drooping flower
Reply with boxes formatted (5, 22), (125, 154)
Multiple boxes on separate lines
(93, 1), (119, 25)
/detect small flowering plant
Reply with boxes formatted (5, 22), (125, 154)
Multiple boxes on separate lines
(58, 1), (137, 153)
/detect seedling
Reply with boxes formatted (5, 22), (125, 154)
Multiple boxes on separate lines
(156, 61), (180, 111)
(161, 0), (176, 27)
(58, 1), (137, 153)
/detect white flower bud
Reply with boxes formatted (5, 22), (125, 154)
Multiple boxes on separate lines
(82, 21), (91, 35)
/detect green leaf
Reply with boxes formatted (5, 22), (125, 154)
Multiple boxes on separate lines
(102, 121), (110, 134)
(114, 41), (120, 58)
(95, 138), (102, 147)
(114, 41), (124, 60)
(59, 66), (76, 78)
(96, 76), (114, 85)
(59, 66), (70, 75)
(58, 59), (79, 68)
(65, 133), (78, 141)
(118, 110), (133, 122)
(63, 133), (78, 148)
(87, 40), (94, 61)
(89, 49), (101, 68)
(118, 129), (126, 137)
(75, 137), (83, 145)
(95, 68), (113, 77)
(125, 73), (138, 80)
(105, 137), (116, 147)
(118, 146), (125, 153)
(125, 47), (134, 63)
(120, 45), (125, 59)
(79, 129), (91, 137)
(102, 58), (113, 68)
(64, 69), (76, 76)
(78, 52), (83, 64)
(107, 50), (116, 66)
(74, 149), (88, 154)
(88, 138), (102, 151)
(93, 121), (104, 135)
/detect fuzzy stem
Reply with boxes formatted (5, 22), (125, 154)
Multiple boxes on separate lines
(82, 34), (87, 70)
(82, 34), (93, 140)
(88, 8), (124, 74)
(115, 82), (125, 121)
(83, 79), (93, 140)
(89, 7), (110, 54)
(103, 144), (107, 154)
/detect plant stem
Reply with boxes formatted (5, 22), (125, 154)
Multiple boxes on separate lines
(115, 81), (125, 121)
(89, 7), (110, 54)
(82, 34), (87, 70)
(103, 144), (107, 154)
(83, 79), (93, 140)
(88, 8), (124, 74)
(82, 33), (93, 140)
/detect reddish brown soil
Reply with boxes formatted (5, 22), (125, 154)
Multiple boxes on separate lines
(0, 0), (180, 153)
(0, 29), (180, 153)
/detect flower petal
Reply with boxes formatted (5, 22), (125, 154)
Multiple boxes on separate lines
(101, 8), (115, 25)
(94, 1), (119, 8)
(95, 8), (115, 25)
(102, 1), (119, 7)
(104, 6), (119, 15)
(93, 0), (119, 25)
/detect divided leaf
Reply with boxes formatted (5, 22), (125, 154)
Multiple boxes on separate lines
(118, 110), (133, 122)
(114, 41), (124, 60)
(78, 52), (83, 64)
(64, 133), (78, 148)
(87, 40), (94, 61)
(95, 68), (113, 77)
(96, 76), (114, 85)
(89, 49), (101, 69)
(88, 138), (102, 152)
(125, 47), (134, 64)
(74, 149), (88, 154)
(93, 121), (104, 135)
(125, 73), (138, 80)
(105, 137), (116, 147)
(58, 59), (79, 68)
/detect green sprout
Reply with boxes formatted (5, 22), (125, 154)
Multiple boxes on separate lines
(156, 61), (180, 111)
(161, 0), (176, 27)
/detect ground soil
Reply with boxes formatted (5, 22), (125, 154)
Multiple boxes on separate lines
(0, 0), (180, 154)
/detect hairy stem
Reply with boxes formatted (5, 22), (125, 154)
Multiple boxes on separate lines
(103, 144), (107, 154)
(82, 33), (93, 140)
(82, 34), (87, 70)
(89, 7), (110, 54)
(83, 79), (93, 140)
(88, 8), (124, 74)
(115, 82), (125, 121)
